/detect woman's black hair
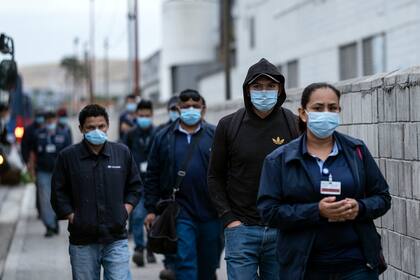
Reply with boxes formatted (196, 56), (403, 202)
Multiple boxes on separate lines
(137, 99), (153, 112)
(299, 83), (341, 133)
(79, 104), (109, 127)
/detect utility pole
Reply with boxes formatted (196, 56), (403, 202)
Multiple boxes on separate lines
(133, 0), (140, 97)
(89, 0), (95, 103)
(104, 38), (110, 106)
(132, 0), (140, 97)
(223, 0), (231, 100)
(84, 43), (91, 103)
(72, 37), (80, 114)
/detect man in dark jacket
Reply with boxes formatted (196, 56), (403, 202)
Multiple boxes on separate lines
(21, 110), (45, 164)
(124, 99), (157, 266)
(208, 58), (300, 279)
(155, 96), (180, 134)
(144, 90), (222, 280)
(51, 104), (142, 280)
(32, 111), (72, 237)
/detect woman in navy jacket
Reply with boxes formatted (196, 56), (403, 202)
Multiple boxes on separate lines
(257, 83), (391, 280)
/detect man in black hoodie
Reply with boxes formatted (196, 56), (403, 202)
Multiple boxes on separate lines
(208, 58), (300, 279)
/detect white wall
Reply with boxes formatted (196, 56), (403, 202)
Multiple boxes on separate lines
(160, 0), (220, 100)
(220, 0), (420, 100)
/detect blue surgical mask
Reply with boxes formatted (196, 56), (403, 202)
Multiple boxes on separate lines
(169, 111), (180, 122)
(46, 123), (57, 131)
(136, 117), (152, 129)
(250, 90), (278, 112)
(306, 111), (340, 139)
(126, 103), (137, 113)
(180, 107), (202, 126)
(59, 117), (68, 125)
(35, 116), (44, 124)
(84, 129), (108, 145)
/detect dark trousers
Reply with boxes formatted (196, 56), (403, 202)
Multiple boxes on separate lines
(175, 217), (222, 280)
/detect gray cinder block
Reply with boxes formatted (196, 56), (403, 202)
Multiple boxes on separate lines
(401, 236), (416, 275)
(388, 231), (402, 269)
(406, 199), (420, 239)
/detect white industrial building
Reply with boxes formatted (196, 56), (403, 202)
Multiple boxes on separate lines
(154, 0), (420, 105)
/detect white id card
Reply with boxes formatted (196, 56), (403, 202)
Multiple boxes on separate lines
(45, 144), (57, 153)
(140, 162), (148, 173)
(320, 181), (341, 195)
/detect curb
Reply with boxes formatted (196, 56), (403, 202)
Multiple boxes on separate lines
(1, 184), (34, 280)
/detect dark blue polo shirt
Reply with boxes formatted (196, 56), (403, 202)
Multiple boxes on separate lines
(301, 135), (365, 271)
(174, 124), (218, 222)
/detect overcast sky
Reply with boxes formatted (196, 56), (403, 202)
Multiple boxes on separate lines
(1, 0), (162, 66)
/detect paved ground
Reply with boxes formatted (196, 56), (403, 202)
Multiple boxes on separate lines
(1, 185), (227, 280)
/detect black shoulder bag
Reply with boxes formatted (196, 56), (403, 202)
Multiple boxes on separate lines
(148, 127), (207, 254)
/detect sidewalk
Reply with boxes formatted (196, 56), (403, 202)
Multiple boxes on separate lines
(2, 185), (227, 280)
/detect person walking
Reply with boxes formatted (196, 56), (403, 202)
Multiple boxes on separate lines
(31, 111), (72, 237)
(119, 94), (137, 140)
(144, 89), (222, 280)
(208, 58), (300, 279)
(124, 99), (157, 267)
(51, 104), (142, 280)
(257, 83), (391, 280)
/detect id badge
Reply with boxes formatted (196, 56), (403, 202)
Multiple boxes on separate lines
(45, 144), (57, 153)
(320, 180), (341, 195)
(140, 162), (148, 173)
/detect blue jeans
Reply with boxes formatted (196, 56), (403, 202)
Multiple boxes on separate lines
(176, 217), (222, 280)
(130, 197), (147, 250)
(36, 171), (57, 230)
(69, 239), (131, 280)
(224, 224), (279, 280)
(304, 266), (378, 280)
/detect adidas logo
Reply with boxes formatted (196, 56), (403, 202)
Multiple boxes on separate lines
(272, 137), (285, 145)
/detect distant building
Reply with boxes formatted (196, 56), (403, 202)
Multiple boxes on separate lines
(155, 0), (420, 104)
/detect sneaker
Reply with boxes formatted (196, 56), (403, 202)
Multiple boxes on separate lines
(159, 268), (175, 280)
(146, 249), (156, 264)
(44, 228), (55, 238)
(132, 248), (145, 267)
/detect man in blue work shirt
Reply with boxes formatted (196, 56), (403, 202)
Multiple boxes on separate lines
(57, 107), (73, 144)
(123, 99), (157, 267)
(144, 89), (222, 280)
(119, 94), (137, 140)
(31, 111), (71, 237)
(51, 104), (142, 280)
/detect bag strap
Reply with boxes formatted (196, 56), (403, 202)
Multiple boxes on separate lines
(173, 126), (207, 195)
(227, 108), (246, 146)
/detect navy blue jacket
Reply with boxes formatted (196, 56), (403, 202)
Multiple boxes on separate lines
(257, 132), (391, 279)
(144, 121), (215, 214)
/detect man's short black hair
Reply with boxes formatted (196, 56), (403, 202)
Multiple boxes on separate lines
(126, 94), (136, 101)
(79, 104), (109, 127)
(44, 111), (57, 119)
(137, 99), (153, 112)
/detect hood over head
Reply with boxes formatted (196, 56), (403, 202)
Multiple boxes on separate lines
(242, 58), (286, 113)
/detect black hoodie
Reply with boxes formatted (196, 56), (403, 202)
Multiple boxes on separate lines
(208, 58), (300, 227)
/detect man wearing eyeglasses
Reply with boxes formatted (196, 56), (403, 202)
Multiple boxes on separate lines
(144, 89), (222, 280)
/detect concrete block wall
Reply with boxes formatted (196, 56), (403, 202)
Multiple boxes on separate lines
(153, 66), (420, 277)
